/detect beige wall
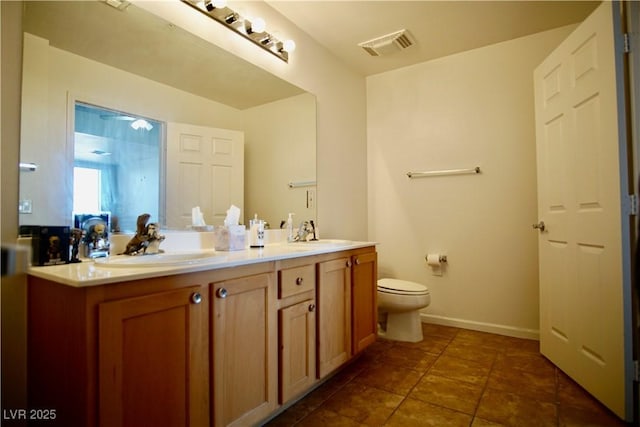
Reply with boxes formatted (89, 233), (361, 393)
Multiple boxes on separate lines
(243, 93), (316, 227)
(367, 25), (576, 338)
(135, 1), (368, 241)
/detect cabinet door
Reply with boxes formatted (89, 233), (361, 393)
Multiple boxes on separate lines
(211, 273), (277, 427)
(279, 298), (316, 403)
(98, 286), (209, 427)
(352, 251), (378, 354)
(316, 257), (351, 379)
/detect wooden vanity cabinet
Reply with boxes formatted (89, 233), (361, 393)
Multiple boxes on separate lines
(28, 273), (210, 427)
(210, 267), (278, 427)
(316, 256), (352, 379)
(98, 285), (209, 427)
(351, 250), (378, 354)
(27, 245), (377, 427)
(316, 247), (378, 379)
(277, 261), (317, 404)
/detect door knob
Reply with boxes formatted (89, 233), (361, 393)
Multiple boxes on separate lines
(532, 221), (546, 232)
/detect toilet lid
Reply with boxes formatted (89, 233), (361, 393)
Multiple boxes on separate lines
(377, 278), (429, 295)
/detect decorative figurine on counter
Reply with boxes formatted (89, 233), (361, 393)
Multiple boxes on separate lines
(89, 223), (107, 250)
(122, 213), (165, 255)
(73, 212), (110, 258)
(69, 228), (84, 263)
(46, 235), (62, 264)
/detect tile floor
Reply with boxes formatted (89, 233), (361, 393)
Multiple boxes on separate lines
(265, 323), (630, 427)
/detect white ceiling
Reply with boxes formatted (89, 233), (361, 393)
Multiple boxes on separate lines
(268, 0), (599, 76)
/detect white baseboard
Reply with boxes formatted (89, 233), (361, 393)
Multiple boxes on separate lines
(421, 313), (540, 340)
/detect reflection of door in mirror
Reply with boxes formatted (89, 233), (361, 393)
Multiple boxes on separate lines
(166, 123), (244, 228)
(73, 102), (162, 233)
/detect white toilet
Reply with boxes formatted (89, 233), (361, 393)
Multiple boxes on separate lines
(377, 278), (431, 343)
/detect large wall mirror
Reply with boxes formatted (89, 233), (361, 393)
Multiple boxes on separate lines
(19, 1), (316, 233)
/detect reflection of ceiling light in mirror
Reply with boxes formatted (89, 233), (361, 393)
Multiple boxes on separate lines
(91, 150), (112, 156)
(130, 119), (153, 131)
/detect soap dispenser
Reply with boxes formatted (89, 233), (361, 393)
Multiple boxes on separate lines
(249, 214), (265, 248)
(286, 213), (295, 242)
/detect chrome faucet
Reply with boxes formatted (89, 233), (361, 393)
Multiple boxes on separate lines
(144, 223), (165, 254)
(295, 220), (317, 242)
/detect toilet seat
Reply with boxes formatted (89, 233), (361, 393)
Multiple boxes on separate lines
(377, 278), (429, 296)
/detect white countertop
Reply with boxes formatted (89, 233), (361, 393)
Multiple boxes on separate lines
(27, 241), (376, 287)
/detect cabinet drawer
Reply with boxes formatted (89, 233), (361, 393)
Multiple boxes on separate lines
(279, 265), (315, 299)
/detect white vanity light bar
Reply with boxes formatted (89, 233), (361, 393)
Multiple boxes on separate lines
(181, 0), (295, 63)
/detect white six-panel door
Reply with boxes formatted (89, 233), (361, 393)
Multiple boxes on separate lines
(166, 123), (244, 228)
(534, 2), (630, 419)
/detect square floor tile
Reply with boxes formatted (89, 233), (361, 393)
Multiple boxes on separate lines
(296, 407), (367, 426)
(320, 381), (404, 425)
(395, 334), (453, 355)
(385, 398), (472, 427)
(471, 417), (507, 427)
(421, 323), (460, 340)
(487, 365), (556, 403)
(429, 354), (491, 385)
(493, 352), (556, 377)
(558, 404), (629, 427)
(377, 345), (437, 372)
(476, 388), (558, 427)
(442, 340), (498, 367)
(354, 362), (423, 396)
(452, 329), (513, 351)
(409, 374), (484, 415)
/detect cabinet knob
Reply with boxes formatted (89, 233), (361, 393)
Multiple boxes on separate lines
(216, 288), (228, 299)
(354, 258), (360, 265)
(191, 292), (202, 304)
(308, 303), (316, 312)
(296, 277), (304, 286)
(346, 260), (352, 268)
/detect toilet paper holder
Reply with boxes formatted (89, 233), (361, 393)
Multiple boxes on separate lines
(425, 254), (447, 263)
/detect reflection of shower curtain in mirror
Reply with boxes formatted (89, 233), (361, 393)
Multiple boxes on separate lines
(73, 102), (162, 233)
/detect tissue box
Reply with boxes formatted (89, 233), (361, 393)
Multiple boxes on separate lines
(214, 225), (246, 251)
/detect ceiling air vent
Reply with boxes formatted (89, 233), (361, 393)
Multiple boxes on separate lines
(358, 29), (415, 57)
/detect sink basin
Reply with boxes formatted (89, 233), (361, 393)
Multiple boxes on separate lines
(94, 251), (219, 268)
(287, 239), (352, 248)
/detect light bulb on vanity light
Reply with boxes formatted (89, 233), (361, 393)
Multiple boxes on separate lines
(244, 17), (266, 35)
(282, 39), (296, 53)
(250, 17), (266, 33)
(204, 0), (226, 11)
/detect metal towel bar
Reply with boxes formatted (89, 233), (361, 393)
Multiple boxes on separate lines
(288, 180), (317, 188)
(407, 166), (481, 179)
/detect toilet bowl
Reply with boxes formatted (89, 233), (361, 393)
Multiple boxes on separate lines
(377, 278), (430, 343)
